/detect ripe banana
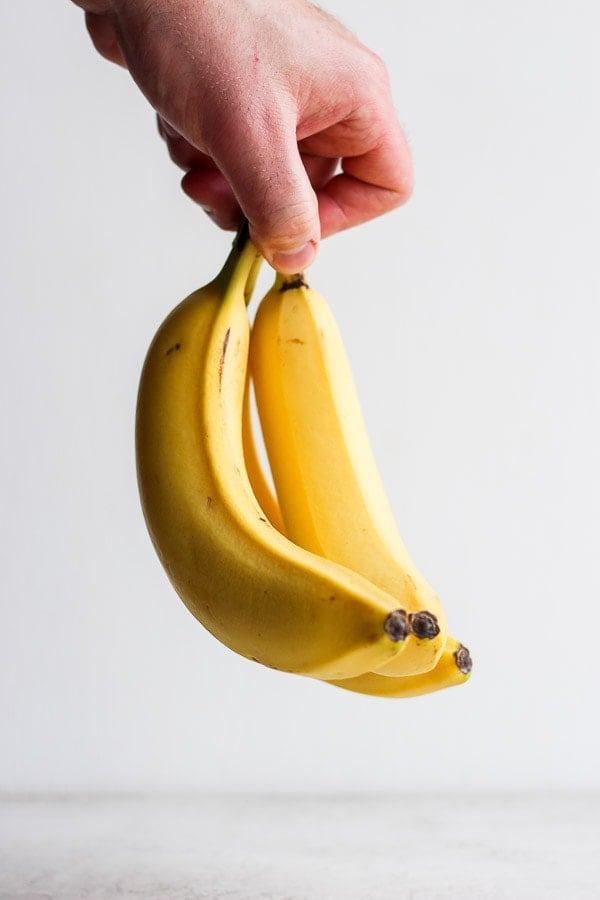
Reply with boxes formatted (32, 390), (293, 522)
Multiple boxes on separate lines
(328, 638), (472, 698)
(249, 272), (448, 676)
(241, 375), (286, 536)
(135, 229), (416, 679)
(241, 400), (472, 698)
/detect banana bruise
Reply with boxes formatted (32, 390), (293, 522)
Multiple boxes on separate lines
(249, 273), (448, 676)
(135, 230), (414, 679)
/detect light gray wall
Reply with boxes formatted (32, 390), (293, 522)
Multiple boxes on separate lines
(1, 1), (598, 792)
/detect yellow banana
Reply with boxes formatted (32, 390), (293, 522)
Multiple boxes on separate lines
(328, 638), (472, 698)
(241, 404), (472, 697)
(241, 374), (286, 536)
(250, 272), (448, 676)
(135, 229), (416, 679)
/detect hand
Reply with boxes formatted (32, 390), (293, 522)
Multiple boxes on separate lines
(73, 0), (413, 272)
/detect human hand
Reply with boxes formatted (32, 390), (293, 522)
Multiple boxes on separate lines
(74, 0), (413, 272)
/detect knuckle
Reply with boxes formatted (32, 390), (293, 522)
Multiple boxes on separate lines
(362, 48), (391, 87)
(392, 170), (414, 207)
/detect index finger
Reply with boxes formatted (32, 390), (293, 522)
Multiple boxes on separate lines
(300, 113), (413, 237)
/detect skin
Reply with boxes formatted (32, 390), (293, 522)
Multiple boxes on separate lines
(71, 0), (414, 272)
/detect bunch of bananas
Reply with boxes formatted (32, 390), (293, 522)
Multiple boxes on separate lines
(135, 226), (472, 697)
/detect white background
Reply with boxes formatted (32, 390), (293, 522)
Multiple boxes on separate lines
(1, 1), (598, 794)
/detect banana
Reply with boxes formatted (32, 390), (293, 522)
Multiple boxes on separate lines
(249, 272), (448, 676)
(328, 638), (472, 698)
(135, 228), (416, 679)
(241, 405), (472, 697)
(242, 374), (286, 536)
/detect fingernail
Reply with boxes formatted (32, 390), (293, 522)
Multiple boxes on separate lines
(271, 241), (317, 274)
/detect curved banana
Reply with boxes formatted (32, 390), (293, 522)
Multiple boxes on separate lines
(241, 407), (472, 697)
(328, 639), (472, 698)
(242, 374), (286, 536)
(249, 272), (448, 676)
(135, 230), (414, 679)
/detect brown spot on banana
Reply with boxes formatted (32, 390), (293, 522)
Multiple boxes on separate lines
(409, 611), (440, 640)
(454, 645), (473, 674)
(218, 327), (231, 389)
(384, 609), (410, 641)
(279, 274), (308, 291)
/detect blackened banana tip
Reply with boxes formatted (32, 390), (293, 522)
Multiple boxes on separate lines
(409, 611), (440, 640)
(455, 645), (473, 674)
(384, 609), (410, 642)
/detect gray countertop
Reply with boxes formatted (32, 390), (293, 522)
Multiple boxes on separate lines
(1, 792), (598, 899)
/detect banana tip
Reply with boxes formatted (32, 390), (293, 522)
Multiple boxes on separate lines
(455, 645), (473, 674)
(384, 609), (410, 642)
(409, 611), (441, 640)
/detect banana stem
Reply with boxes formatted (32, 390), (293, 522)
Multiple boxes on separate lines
(216, 220), (263, 304)
(244, 255), (263, 306)
(233, 218), (263, 302)
(234, 218), (250, 253)
(274, 272), (309, 292)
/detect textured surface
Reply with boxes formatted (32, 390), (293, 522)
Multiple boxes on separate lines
(1, 793), (598, 899)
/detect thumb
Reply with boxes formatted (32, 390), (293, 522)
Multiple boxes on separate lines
(208, 115), (320, 273)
